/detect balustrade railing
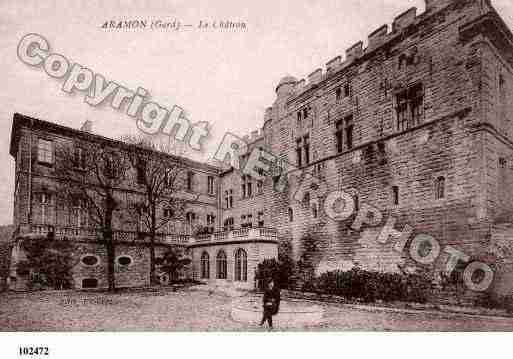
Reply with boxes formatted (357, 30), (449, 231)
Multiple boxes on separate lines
(22, 224), (277, 245)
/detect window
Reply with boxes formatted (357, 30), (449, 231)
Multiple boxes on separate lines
(117, 256), (132, 266)
(396, 84), (424, 131)
(397, 91), (409, 131)
(335, 120), (344, 153)
(354, 194), (359, 212)
(344, 83), (351, 98)
(164, 168), (176, 187)
(186, 171), (194, 191)
(224, 189), (234, 209)
(410, 85), (424, 126)
(499, 157), (507, 169)
(288, 207), (294, 222)
(136, 159), (146, 184)
(313, 162), (323, 178)
(242, 175), (252, 198)
(303, 192), (311, 206)
(499, 74), (505, 91)
(398, 54), (407, 70)
(82, 278), (98, 289)
(297, 111), (302, 126)
(312, 203), (318, 218)
(435, 176), (445, 200)
(257, 211), (264, 227)
(392, 186), (399, 205)
(234, 248), (247, 282)
(200, 252), (210, 279)
(303, 107), (309, 120)
(296, 136), (310, 167)
(257, 179), (264, 194)
(303, 135), (310, 165)
(163, 208), (174, 218)
(241, 214), (253, 228)
(216, 250), (227, 279)
(296, 138), (303, 167)
(206, 214), (216, 233)
(103, 155), (119, 179)
(37, 139), (53, 165)
(36, 192), (51, 204)
(345, 116), (354, 150)
(73, 147), (86, 169)
(71, 195), (88, 228)
(223, 217), (234, 231)
(207, 176), (215, 195)
(186, 212), (196, 224)
(36, 192), (53, 225)
(335, 87), (342, 102)
(335, 114), (353, 153)
(81, 255), (99, 267)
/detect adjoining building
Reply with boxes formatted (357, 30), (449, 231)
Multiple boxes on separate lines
(8, 114), (277, 290)
(7, 0), (513, 297)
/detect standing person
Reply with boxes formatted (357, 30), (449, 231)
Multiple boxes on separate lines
(260, 279), (281, 329)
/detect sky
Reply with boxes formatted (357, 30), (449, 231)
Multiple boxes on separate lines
(0, 0), (512, 225)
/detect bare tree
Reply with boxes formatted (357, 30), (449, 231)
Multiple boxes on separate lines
(55, 140), (130, 291)
(122, 135), (196, 285)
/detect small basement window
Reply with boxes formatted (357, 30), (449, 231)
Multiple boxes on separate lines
(117, 256), (133, 266)
(81, 255), (99, 266)
(82, 278), (98, 289)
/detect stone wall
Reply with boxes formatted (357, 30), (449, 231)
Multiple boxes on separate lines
(261, 0), (505, 280)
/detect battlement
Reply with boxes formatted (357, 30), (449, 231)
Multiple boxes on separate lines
(278, 0), (467, 98)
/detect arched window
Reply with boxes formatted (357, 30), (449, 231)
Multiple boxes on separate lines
(234, 248), (247, 282)
(303, 192), (310, 206)
(435, 176), (445, 199)
(200, 252), (210, 279)
(312, 203), (318, 218)
(288, 207), (293, 222)
(216, 250), (227, 279)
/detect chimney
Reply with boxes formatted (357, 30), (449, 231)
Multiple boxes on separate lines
(80, 120), (93, 133)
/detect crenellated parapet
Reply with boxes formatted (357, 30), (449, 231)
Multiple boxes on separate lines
(273, 0), (467, 99)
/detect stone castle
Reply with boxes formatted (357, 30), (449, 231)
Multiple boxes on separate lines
(7, 0), (513, 296)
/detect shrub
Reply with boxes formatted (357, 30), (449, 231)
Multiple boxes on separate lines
(475, 293), (513, 313)
(156, 246), (191, 283)
(311, 267), (431, 304)
(255, 258), (296, 290)
(17, 237), (74, 290)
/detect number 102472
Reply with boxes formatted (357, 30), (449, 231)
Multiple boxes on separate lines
(19, 347), (49, 356)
